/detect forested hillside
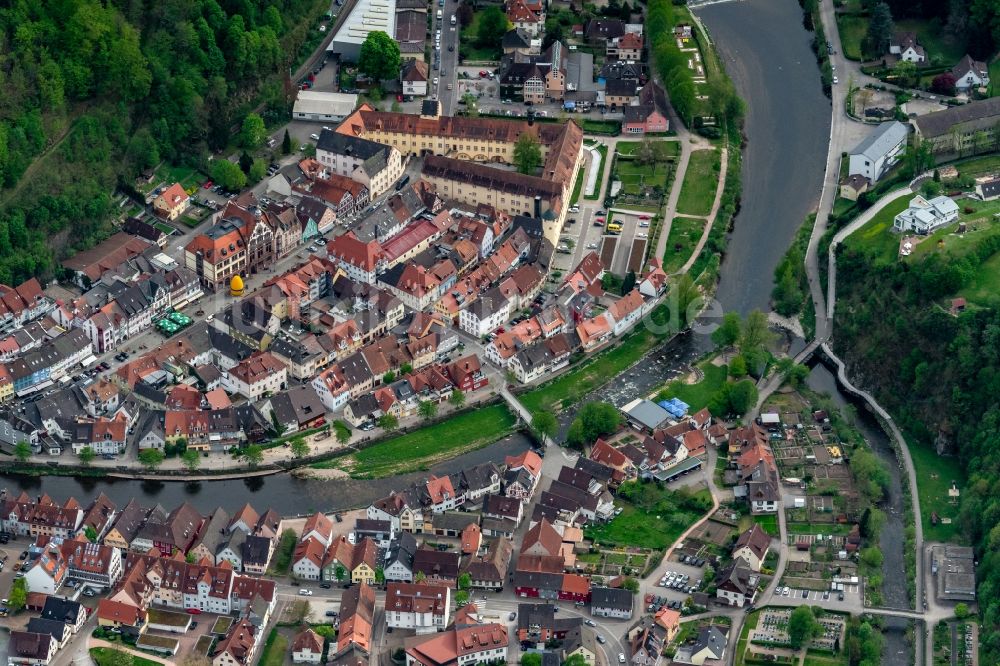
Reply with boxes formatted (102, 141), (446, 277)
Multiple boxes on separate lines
(833, 233), (1000, 659)
(0, 0), (326, 284)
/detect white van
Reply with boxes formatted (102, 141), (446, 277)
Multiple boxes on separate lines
(450, 14), (456, 25)
(436, 9), (442, 19)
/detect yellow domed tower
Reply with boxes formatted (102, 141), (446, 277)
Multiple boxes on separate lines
(230, 274), (245, 297)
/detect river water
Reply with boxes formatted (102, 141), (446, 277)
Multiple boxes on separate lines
(808, 363), (912, 666)
(696, 0), (830, 316)
(0, 433), (532, 516)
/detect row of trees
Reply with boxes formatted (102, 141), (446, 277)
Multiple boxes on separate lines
(647, 0), (743, 135)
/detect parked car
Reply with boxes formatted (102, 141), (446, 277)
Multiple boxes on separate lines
(320, 582), (332, 589)
(299, 589), (314, 596)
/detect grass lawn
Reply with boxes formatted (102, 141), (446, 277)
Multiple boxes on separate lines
(615, 158), (673, 197)
(313, 405), (516, 478)
(585, 144), (608, 200)
(786, 522), (854, 536)
(842, 192), (911, 264)
(675, 149), (721, 217)
(258, 630), (288, 666)
(958, 249), (1000, 306)
(753, 513), (779, 536)
(520, 306), (672, 413)
(906, 438), (966, 542)
(734, 610), (761, 666)
(571, 167), (586, 205)
(460, 12), (501, 61)
(662, 216), (705, 273)
(90, 649), (162, 666)
(154, 222), (175, 235)
(584, 484), (712, 550)
(161, 164), (202, 189)
(953, 152), (1000, 177)
(802, 654), (847, 666)
(581, 119), (622, 135)
(907, 199), (1000, 260)
(654, 361), (728, 413)
(836, 14), (868, 61)
(617, 140), (680, 158)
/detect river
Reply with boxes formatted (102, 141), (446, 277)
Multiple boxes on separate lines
(696, 0), (830, 317)
(808, 363), (912, 666)
(0, 433), (532, 516)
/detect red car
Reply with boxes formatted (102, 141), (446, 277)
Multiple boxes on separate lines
(202, 180), (213, 189)
(479, 70), (489, 78)
(596, 217), (605, 223)
(638, 214), (650, 220)
(186, 608), (202, 615)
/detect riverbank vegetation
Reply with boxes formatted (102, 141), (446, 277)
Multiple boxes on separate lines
(0, 0), (329, 284)
(311, 404), (517, 478)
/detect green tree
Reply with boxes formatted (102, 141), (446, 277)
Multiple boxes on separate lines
(241, 112), (267, 150)
(138, 447), (165, 471)
(418, 400), (438, 421)
(335, 423), (351, 445)
(242, 444), (264, 469)
(458, 573), (472, 590)
(455, 590), (470, 606)
(729, 355), (747, 377)
(84, 526), (98, 543)
(711, 312), (742, 348)
(383, 371), (396, 384)
(14, 441), (31, 462)
(211, 159), (247, 191)
(859, 547), (884, 569)
(181, 449), (201, 472)
(562, 655), (589, 666)
(358, 31), (401, 83)
(894, 60), (917, 88)
(400, 363), (413, 375)
(78, 446), (96, 466)
(521, 655), (542, 666)
(375, 567), (385, 585)
(531, 410), (558, 443)
(739, 309), (775, 373)
(513, 133), (542, 175)
(249, 158), (267, 182)
(621, 270), (636, 295)
(622, 577), (639, 592)
(414, 570), (427, 583)
(954, 602), (970, 619)
(674, 274), (699, 327)
(864, 2), (894, 58)
(290, 437), (310, 458)
(566, 402), (620, 449)
(239, 150), (253, 174)
(773, 262), (803, 316)
(476, 6), (510, 50)
(335, 564), (347, 582)
(282, 129), (292, 154)
(728, 379), (758, 415)
(450, 389), (466, 407)
(378, 413), (399, 431)
(788, 606), (821, 649)
(9, 577), (27, 612)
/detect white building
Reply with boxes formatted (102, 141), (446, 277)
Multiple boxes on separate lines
(315, 130), (404, 198)
(893, 195), (960, 234)
(326, 0), (397, 62)
(291, 629), (324, 664)
(952, 55), (990, 92)
(221, 352), (287, 401)
(458, 292), (510, 338)
(311, 366), (352, 412)
(385, 582), (451, 633)
(848, 121), (908, 184)
(292, 91), (359, 123)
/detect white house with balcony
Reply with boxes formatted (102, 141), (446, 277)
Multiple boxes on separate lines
(893, 195), (960, 234)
